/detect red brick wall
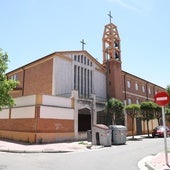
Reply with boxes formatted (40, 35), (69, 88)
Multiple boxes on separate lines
(9, 58), (53, 98)
(24, 59), (53, 95)
(122, 72), (165, 104)
(108, 60), (123, 100)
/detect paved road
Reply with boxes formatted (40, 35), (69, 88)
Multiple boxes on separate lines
(0, 137), (169, 170)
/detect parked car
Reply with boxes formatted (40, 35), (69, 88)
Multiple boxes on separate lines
(152, 126), (170, 138)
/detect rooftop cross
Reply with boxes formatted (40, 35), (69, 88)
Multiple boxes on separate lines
(80, 39), (86, 50)
(108, 11), (113, 24)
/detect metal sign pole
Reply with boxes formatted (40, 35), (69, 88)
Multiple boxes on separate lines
(162, 106), (170, 167)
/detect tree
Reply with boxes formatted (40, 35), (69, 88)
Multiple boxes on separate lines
(106, 98), (124, 125)
(0, 50), (18, 110)
(166, 85), (170, 108)
(165, 108), (170, 123)
(125, 104), (140, 139)
(140, 101), (155, 137)
(154, 104), (162, 125)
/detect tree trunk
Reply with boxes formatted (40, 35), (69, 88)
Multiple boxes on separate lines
(132, 117), (134, 139)
(147, 120), (150, 137)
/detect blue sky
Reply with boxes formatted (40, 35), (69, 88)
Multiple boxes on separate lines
(1, 0), (170, 88)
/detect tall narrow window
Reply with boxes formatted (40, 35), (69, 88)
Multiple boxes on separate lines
(135, 83), (138, 91)
(74, 65), (77, 89)
(148, 87), (151, 94)
(78, 66), (80, 93)
(142, 85), (145, 93)
(81, 55), (83, 63)
(81, 67), (83, 94)
(136, 99), (139, 105)
(84, 69), (86, 95)
(128, 98), (132, 104)
(74, 55), (77, 61)
(87, 70), (90, 96)
(90, 70), (93, 93)
(127, 80), (131, 88)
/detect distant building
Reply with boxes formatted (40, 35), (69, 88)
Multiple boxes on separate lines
(0, 20), (164, 143)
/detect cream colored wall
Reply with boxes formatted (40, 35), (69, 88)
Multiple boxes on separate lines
(11, 106), (35, 119)
(42, 95), (72, 108)
(14, 95), (36, 107)
(40, 106), (74, 120)
(0, 109), (9, 119)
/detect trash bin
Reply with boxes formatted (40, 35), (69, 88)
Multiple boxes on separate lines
(92, 124), (112, 147)
(87, 130), (92, 142)
(109, 125), (127, 145)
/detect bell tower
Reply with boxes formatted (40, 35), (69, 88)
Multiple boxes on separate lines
(103, 12), (123, 100)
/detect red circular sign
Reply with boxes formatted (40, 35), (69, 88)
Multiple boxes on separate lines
(154, 92), (169, 106)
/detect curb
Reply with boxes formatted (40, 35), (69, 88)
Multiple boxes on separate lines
(138, 156), (153, 170)
(0, 149), (72, 153)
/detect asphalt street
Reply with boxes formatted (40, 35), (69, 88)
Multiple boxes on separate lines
(0, 137), (169, 170)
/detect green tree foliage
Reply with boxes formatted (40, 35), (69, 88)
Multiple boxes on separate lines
(106, 98), (124, 125)
(154, 104), (162, 126)
(0, 50), (18, 110)
(165, 108), (170, 123)
(125, 104), (140, 139)
(140, 101), (155, 137)
(166, 85), (170, 108)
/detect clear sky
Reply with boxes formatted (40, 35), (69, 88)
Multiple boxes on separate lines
(1, 0), (170, 88)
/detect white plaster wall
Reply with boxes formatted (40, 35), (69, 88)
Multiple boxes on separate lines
(53, 57), (72, 96)
(14, 95), (36, 107)
(0, 109), (9, 119)
(94, 68), (106, 99)
(42, 95), (72, 108)
(11, 106), (35, 119)
(40, 106), (74, 120)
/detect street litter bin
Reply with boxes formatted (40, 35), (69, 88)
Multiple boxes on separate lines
(87, 130), (92, 142)
(92, 124), (112, 147)
(109, 125), (127, 145)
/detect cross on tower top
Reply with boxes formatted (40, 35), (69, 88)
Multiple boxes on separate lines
(80, 39), (86, 50)
(108, 11), (113, 24)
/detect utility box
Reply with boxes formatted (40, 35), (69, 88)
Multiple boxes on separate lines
(92, 124), (111, 147)
(109, 125), (127, 145)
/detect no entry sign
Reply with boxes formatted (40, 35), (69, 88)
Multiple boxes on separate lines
(154, 92), (169, 106)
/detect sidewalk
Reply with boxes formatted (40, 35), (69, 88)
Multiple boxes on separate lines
(0, 140), (102, 153)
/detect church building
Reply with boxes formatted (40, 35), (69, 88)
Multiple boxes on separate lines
(0, 16), (165, 143)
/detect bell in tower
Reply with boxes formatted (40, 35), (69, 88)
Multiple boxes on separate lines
(102, 12), (121, 63)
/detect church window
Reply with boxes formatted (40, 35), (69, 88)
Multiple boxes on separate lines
(84, 56), (86, 64)
(81, 68), (83, 94)
(84, 69), (86, 95)
(78, 55), (80, 62)
(90, 70), (92, 93)
(74, 65), (77, 89)
(81, 55), (83, 63)
(78, 66), (80, 92)
(87, 70), (90, 96)
(90, 62), (92, 67)
(87, 59), (89, 65)
(74, 55), (77, 61)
